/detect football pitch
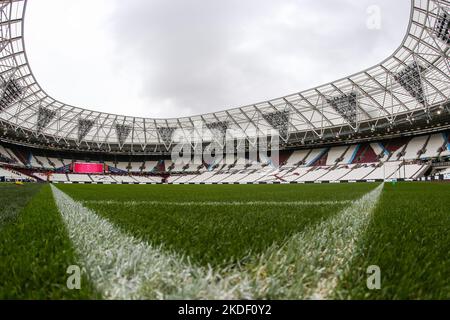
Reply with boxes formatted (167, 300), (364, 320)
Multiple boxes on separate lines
(0, 182), (449, 299)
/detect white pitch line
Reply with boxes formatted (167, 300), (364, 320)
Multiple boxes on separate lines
(51, 184), (383, 299)
(82, 200), (352, 207)
(242, 183), (384, 299)
(50, 184), (254, 300)
(308, 183), (384, 299)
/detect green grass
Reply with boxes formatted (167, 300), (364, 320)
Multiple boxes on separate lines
(335, 182), (450, 300)
(0, 183), (43, 228)
(2, 181), (449, 299)
(59, 183), (377, 267)
(58, 183), (376, 202)
(0, 185), (98, 299)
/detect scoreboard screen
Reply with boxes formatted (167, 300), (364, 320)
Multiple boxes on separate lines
(73, 162), (104, 174)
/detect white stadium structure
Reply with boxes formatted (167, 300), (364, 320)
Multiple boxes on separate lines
(0, 0), (449, 184)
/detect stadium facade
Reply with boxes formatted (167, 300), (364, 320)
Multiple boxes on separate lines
(0, 0), (449, 184)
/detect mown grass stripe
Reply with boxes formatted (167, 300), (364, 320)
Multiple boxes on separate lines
(334, 182), (450, 300)
(82, 200), (352, 207)
(0, 183), (42, 228)
(52, 183), (382, 299)
(51, 184), (257, 299)
(239, 183), (384, 299)
(59, 183), (376, 203)
(0, 185), (97, 299)
(79, 199), (349, 267)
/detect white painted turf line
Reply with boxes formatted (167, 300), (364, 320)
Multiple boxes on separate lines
(50, 184), (255, 300)
(242, 183), (384, 299)
(52, 184), (382, 299)
(82, 200), (352, 207)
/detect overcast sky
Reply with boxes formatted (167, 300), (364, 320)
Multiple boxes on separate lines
(25, 0), (410, 119)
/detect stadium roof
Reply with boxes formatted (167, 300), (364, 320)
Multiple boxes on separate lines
(0, 0), (449, 153)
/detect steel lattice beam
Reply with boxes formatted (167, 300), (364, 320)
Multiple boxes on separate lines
(0, 0), (447, 153)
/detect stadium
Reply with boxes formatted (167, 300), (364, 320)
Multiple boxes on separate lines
(0, 0), (449, 301)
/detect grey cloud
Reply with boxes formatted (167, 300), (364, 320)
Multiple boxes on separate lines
(106, 0), (410, 118)
(27, 0), (411, 119)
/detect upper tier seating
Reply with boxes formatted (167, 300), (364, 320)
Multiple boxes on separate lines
(326, 146), (349, 166)
(369, 143), (388, 161)
(420, 133), (447, 159)
(129, 162), (144, 173)
(48, 157), (65, 168)
(0, 145), (18, 163)
(304, 148), (328, 166)
(164, 160), (173, 172)
(285, 150), (310, 167)
(327, 145), (361, 165)
(104, 161), (116, 169)
(116, 162), (129, 171)
(402, 136), (429, 160)
(29, 155), (43, 168)
(171, 160), (189, 172)
(142, 161), (158, 173)
(2, 147), (23, 164)
(35, 156), (54, 169)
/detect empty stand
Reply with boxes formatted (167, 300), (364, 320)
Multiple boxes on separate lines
(47, 157), (65, 168)
(281, 167), (310, 182)
(129, 162), (144, 173)
(142, 161), (158, 173)
(115, 162), (129, 172)
(50, 173), (69, 183)
(170, 174), (196, 184)
(303, 148), (328, 166)
(402, 135), (429, 160)
(284, 150), (310, 167)
(369, 143), (389, 161)
(0, 167), (35, 181)
(67, 174), (92, 183)
(189, 171), (216, 183)
(326, 146), (349, 166)
(391, 163), (428, 180)
(297, 167), (329, 182)
(365, 162), (402, 180)
(0, 145), (17, 163)
(35, 156), (54, 169)
(420, 134), (446, 159)
(1, 132), (448, 185)
(203, 172), (232, 184)
(437, 132), (450, 157)
(90, 175), (117, 183)
(114, 175), (138, 184)
(344, 164), (377, 181)
(318, 165), (352, 181)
